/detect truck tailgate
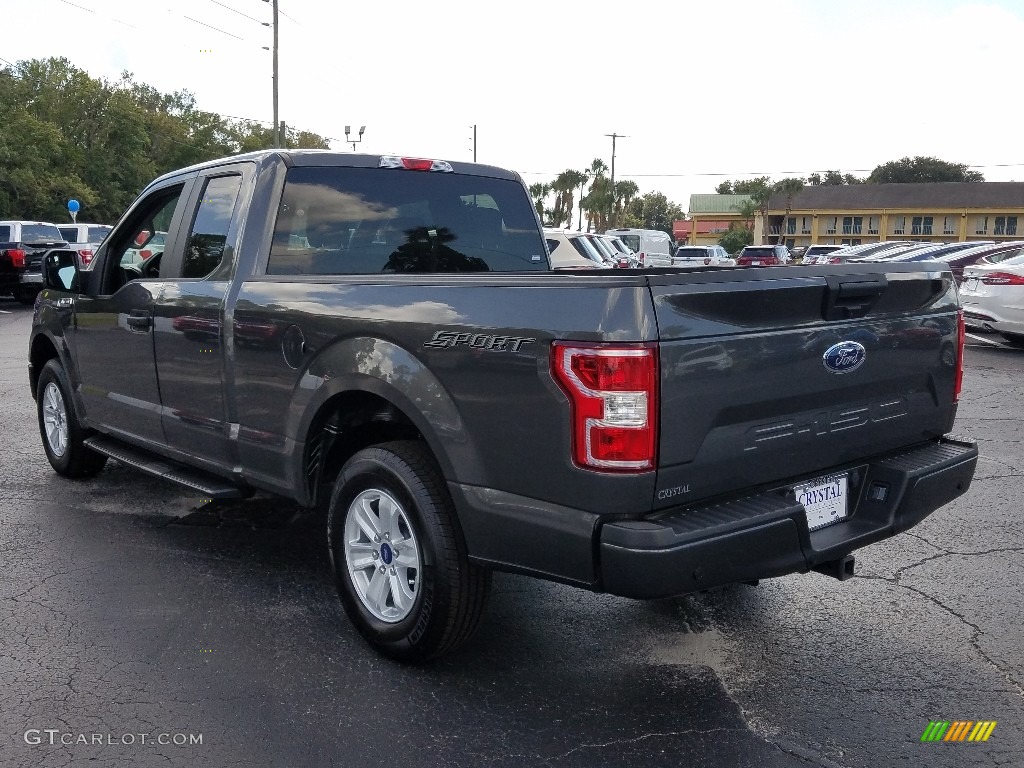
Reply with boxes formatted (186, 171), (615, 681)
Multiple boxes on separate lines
(649, 263), (961, 509)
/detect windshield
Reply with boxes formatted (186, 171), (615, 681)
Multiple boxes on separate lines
(571, 236), (605, 264)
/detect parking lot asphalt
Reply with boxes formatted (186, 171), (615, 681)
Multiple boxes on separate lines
(1, 298), (1021, 768)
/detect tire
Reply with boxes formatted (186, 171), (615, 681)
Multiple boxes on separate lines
(36, 359), (108, 478)
(326, 440), (490, 662)
(14, 288), (39, 305)
(999, 333), (1024, 348)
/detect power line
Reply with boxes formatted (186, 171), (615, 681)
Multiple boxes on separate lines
(208, 0), (267, 25)
(183, 15), (246, 40)
(518, 162), (1024, 180)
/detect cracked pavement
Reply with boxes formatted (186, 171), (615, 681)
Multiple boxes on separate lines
(1, 300), (1021, 767)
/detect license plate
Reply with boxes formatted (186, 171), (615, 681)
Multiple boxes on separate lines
(751, 260), (761, 265)
(794, 473), (849, 531)
(963, 278), (979, 292)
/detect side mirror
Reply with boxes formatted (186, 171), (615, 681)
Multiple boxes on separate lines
(43, 249), (80, 292)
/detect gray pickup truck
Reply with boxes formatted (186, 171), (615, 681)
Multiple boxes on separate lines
(29, 150), (978, 661)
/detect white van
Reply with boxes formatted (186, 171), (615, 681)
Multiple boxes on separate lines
(604, 228), (673, 267)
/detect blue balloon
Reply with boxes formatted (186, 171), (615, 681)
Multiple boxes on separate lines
(68, 199), (80, 213)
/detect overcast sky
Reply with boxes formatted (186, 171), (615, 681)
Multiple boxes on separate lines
(5, 0), (1024, 209)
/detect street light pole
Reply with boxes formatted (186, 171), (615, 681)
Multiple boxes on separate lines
(604, 132), (627, 228)
(345, 126), (366, 152)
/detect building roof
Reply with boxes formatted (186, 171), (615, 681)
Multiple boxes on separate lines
(768, 182), (1024, 212)
(688, 194), (752, 214)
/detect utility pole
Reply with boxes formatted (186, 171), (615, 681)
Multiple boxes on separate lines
(605, 133), (627, 228)
(272, 0), (279, 147)
(473, 124), (477, 162)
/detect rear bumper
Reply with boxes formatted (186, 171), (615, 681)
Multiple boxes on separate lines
(599, 438), (978, 598)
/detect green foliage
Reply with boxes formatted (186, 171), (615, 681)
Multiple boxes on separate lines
(0, 57), (331, 223)
(624, 192), (684, 236)
(719, 223), (753, 254)
(867, 156), (984, 184)
(716, 177), (772, 196)
(807, 170), (863, 185)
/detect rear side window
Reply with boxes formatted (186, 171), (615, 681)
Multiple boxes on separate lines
(59, 226), (81, 242)
(268, 167), (547, 274)
(182, 174), (243, 279)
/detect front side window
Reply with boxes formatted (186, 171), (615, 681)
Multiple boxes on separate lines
(182, 175), (242, 279)
(268, 167), (547, 275)
(102, 185), (186, 292)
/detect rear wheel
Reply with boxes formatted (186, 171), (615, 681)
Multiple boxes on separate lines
(36, 359), (108, 478)
(326, 440), (490, 662)
(14, 288), (39, 305)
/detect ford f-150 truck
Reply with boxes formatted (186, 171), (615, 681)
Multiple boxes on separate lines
(1, 220), (68, 303)
(29, 150), (978, 661)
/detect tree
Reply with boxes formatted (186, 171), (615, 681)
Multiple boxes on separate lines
(719, 223), (753, 255)
(867, 156), (984, 184)
(775, 177), (805, 214)
(528, 182), (551, 221)
(732, 198), (758, 230)
(624, 192), (684, 236)
(0, 57), (333, 223)
(715, 176), (772, 196)
(808, 170), (863, 186)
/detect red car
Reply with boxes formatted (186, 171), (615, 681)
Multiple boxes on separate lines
(736, 244), (792, 266)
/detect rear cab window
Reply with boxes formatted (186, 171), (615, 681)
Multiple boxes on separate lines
(267, 167), (548, 275)
(21, 224), (64, 243)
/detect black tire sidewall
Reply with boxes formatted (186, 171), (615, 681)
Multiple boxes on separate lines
(327, 446), (454, 658)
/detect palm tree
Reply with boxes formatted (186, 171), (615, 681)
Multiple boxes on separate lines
(528, 182), (551, 221)
(733, 198), (758, 231)
(553, 169), (587, 231)
(613, 180), (639, 227)
(582, 159), (609, 231)
(773, 177), (805, 243)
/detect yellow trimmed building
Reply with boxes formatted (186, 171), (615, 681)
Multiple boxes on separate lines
(674, 194), (753, 245)
(756, 182), (1024, 249)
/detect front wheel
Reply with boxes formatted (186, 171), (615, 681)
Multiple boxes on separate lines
(327, 441), (490, 662)
(36, 359), (108, 478)
(1000, 332), (1024, 348)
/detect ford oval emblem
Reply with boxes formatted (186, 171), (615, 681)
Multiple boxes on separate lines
(822, 341), (867, 374)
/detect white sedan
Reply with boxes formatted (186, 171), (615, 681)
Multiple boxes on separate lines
(960, 252), (1024, 346)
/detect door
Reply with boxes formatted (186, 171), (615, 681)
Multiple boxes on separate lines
(72, 182), (193, 447)
(152, 166), (249, 472)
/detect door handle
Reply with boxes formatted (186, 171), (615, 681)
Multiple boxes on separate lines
(126, 311), (152, 331)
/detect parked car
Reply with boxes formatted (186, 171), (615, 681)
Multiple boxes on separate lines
(606, 235), (642, 267)
(543, 229), (601, 270)
(800, 245), (847, 265)
(671, 245), (735, 267)
(604, 228), (673, 267)
(0, 220), (68, 303)
(828, 241), (918, 261)
(57, 223), (113, 268)
(926, 242), (1024, 284)
(122, 231), (167, 266)
(736, 244), (791, 266)
(865, 241), (997, 264)
(585, 233), (637, 268)
(960, 251), (1024, 345)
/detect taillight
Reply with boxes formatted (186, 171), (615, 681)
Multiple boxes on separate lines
(140, 249), (152, 260)
(551, 342), (658, 472)
(77, 249), (93, 266)
(954, 309), (965, 403)
(638, 252), (646, 265)
(980, 271), (1024, 285)
(5, 248), (26, 268)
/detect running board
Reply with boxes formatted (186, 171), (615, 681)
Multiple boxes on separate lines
(84, 435), (248, 499)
